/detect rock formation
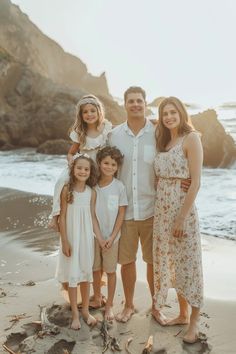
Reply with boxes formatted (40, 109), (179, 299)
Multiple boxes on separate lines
(191, 110), (236, 168)
(0, 0), (111, 97)
(0, 46), (125, 150)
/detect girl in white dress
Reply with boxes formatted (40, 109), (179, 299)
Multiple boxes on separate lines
(56, 153), (104, 330)
(49, 94), (112, 231)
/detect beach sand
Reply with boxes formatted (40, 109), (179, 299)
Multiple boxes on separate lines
(0, 188), (236, 354)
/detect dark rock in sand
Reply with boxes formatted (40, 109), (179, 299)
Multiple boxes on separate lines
(47, 339), (76, 354)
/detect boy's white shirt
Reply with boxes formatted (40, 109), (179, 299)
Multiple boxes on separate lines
(95, 178), (128, 243)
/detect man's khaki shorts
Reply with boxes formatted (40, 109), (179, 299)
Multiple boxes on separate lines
(93, 238), (119, 273)
(118, 217), (153, 265)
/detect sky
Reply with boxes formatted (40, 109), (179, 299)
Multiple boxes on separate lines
(11, 0), (236, 106)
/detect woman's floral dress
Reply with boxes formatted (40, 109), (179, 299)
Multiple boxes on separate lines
(153, 136), (203, 308)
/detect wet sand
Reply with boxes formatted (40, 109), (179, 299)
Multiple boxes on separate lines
(0, 188), (236, 353)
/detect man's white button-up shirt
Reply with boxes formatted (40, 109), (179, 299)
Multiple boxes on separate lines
(109, 120), (156, 220)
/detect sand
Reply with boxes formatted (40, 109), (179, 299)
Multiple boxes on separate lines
(0, 187), (236, 354)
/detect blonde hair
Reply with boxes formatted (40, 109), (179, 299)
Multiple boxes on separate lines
(156, 96), (194, 152)
(70, 95), (105, 149)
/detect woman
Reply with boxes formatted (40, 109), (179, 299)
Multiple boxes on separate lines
(153, 97), (203, 344)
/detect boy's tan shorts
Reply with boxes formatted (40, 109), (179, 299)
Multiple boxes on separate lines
(93, 238), (119, 273)
(118, 217), (153, 265)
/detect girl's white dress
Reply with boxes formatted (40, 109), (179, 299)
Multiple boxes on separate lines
(51, 119), (112, 216)
(55, 186), (94, 287)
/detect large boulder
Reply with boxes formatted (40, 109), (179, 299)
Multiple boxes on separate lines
(37, 139), (71, 155)
(0, 47), (125, 151)
(191, 110), (236, 168)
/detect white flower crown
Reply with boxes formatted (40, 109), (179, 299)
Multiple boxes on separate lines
(72, 152), (90, 160)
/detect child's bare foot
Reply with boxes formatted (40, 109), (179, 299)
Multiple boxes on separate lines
(104, 305), (114, 322)
(48, 216), (59, 232)
(81, 310), (97, 327)
(183, 324), (199, 344)
(166, 315), (189, 326)
(70, 317), (81, 330)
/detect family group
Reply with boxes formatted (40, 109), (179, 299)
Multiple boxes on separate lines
(49, 86), (203, 344)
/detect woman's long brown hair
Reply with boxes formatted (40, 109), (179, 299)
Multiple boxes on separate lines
(156, 97), (194, 152)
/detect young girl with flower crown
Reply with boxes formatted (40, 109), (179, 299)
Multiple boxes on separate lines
(55, 153), (105, 330)
(49, 94), (112, 231)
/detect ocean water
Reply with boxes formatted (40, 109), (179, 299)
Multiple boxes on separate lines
(0, 109), (235, 240)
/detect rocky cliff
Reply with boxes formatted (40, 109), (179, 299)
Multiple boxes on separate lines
(0, 0), (111, 97)
(0, 46), (125, 149)
(0, 0), (125, 150)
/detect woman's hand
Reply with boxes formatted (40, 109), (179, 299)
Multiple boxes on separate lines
(62, 240), (71, 257)
(172, 215), (186, 238)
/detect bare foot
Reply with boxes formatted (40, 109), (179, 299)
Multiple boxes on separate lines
(89, 298), (105, 309)
(104, 305), (114, 322)
(48, 216), (59, 232)
(166, 315), (189, 326)
(70, 318), (81, 330)
(116, 307), (134, 323)
(82, 311), (97, 327)
(183, 325), (199, 344)
(151, 308), (167, 326)
(89, 294), (106, 309)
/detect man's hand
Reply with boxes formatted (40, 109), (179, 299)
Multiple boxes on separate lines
(181, 178), (191, 193)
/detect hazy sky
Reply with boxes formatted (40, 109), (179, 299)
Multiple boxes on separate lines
(11, 0), (236, 106)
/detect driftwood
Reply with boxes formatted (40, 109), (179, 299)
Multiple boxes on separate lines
(174, 329), (183, 337)
(2, 344), (17, 354)
(110, 337), (122, 351)
(5, 313), (31, 331)
(142, 335), (153, 354)
(100, 320), (122, 352)
(125, 337), (133, 353)
(38, 306), (60, 336)
(100, 320), (110, 353)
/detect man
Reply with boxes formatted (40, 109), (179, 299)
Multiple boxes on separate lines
(109, 86), (166, 324)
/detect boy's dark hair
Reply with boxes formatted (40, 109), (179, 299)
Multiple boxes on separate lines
(124, 86), (146, 103)
(96, 146), (124, 177)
